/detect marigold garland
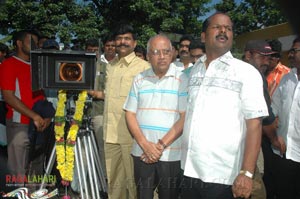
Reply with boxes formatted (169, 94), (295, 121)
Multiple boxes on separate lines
(54, 90), (87, 182)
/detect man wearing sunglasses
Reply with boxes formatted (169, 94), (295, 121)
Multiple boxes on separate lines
(243, 39), (278, 199)
(270, 36), (300, 199)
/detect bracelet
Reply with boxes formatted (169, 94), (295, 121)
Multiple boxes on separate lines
(158, 139), (167, 149)
(239, 170), (253, 179)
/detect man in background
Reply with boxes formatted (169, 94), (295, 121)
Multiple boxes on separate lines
(100, 34), (116, 64)
(243, 39), (278, 199)
(172, 34), (194, 70)
(189, 39), (205, 64)
(265, 39), (290, 97)
(271, 36), (300, 199)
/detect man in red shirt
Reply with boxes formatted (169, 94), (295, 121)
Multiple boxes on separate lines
(265, 39), (290, 97)
(0, 30), (49, 177)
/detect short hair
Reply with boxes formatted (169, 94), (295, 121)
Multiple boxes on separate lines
(202, 12), (233, 33)
(113, 24), (137, 40)
(171, 41), (178, 50)
(179, 34), (194, 44)
(102, 34), (115, 45)
(0, 43), (8, 53)
(189, 39), (206, 53)
(292, 36), (300, 45)
(12, 29), (39, 47)
(146, 34), (172, 53)
(134, 45), (146, 57)
(85, 38), (99, 48)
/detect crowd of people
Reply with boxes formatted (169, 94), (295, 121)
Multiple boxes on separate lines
(0, 11), (300, 199)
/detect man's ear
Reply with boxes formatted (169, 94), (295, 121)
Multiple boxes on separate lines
(244, 51), (251, 62)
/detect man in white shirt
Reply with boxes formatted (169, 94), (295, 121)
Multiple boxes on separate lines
(180, 12), (268, 199)
(100, 34), (116, 64)
(172, 35), (194, 70)
(124, 34), (188, 199)
(270, 36), (300, 199)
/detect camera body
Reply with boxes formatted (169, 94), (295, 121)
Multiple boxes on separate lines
(31, 50), (96, 91)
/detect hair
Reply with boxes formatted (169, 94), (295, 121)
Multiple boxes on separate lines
(146, 34), (172, 53)
(292, 36), (300, 45)
(113, 24), (137, 40)
(0, 42), (8, 53)
(102, 34), (115, 45)
(202, 11), (233, 33)
(85, 38), (99, 48)
(12, 29), (39, 47)
(134, 45), (146, 58)
(266, 39), (282, 58)
(179, 34), (194, 44)
(171, 41), (178, 50)
(189, 39), (206, 52)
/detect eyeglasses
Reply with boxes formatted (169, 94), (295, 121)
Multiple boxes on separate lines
(150, 49), (171, 56)
(288, 48), (300, 54)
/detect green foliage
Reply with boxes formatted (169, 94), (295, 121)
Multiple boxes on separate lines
(215, 0), (287, 35)
(0, 0), (288, 48)
(0, 0), (103, 48)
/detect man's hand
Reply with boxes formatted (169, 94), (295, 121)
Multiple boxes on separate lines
(140, 141), (163, 164)
(33, 114), (46, 132)
(232, 174), (253, 198)
(271, 135), (286, 155)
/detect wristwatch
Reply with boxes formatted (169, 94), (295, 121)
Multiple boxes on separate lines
(239, 170), (253, 179)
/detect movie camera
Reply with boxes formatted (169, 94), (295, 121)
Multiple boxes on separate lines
(31, 50), (96, 91)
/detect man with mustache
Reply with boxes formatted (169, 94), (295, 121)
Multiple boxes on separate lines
(270, 36), (300, 199)
(172, 34), (194, 70)
(180, 12), (268, 199)
(243, 39), (278, 199)
(103, 24), (150, 199)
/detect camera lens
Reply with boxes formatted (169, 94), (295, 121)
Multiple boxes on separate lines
(59, 63), (83, 81)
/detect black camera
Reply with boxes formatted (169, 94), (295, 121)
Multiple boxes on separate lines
(31, 50), (96, 91)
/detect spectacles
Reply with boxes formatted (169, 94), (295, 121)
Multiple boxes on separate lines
(288, 48), (300, 54)
(150, 49), (171, 56)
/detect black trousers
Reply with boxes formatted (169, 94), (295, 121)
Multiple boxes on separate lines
(133, 156), (181, 199)
(261, 135), (276, 199)
(181, 175), (238, 199)
(272, 154), (300, 199)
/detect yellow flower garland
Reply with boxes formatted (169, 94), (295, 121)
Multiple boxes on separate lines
(54, 90), (87, 182)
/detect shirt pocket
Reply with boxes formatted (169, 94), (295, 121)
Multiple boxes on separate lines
(119, 75), (134, 97)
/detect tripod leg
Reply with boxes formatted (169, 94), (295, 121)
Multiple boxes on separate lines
(83, 135), (96, 199)
(77, 135), (89, 199)
(87, 131), (101, 199)
(39, 144), (56, 190)
(90, 131), (107, 193)
(74, 143), (85, 199)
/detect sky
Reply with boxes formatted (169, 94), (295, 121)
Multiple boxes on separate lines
(202, 0), (243, 19)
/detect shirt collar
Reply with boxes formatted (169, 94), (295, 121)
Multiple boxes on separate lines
(149, 63), (177, 78)
(118, 51), (136, 67)
(199, 51), (233, 65)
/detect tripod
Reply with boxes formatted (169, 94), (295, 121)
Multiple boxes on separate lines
(38, 91), (107, 199)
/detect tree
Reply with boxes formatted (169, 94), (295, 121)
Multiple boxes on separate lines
(0, 0), (103, 47)
(87, 0), (212, 45)
(215, 0), (287, 35)
(0, 0), (289, 48)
